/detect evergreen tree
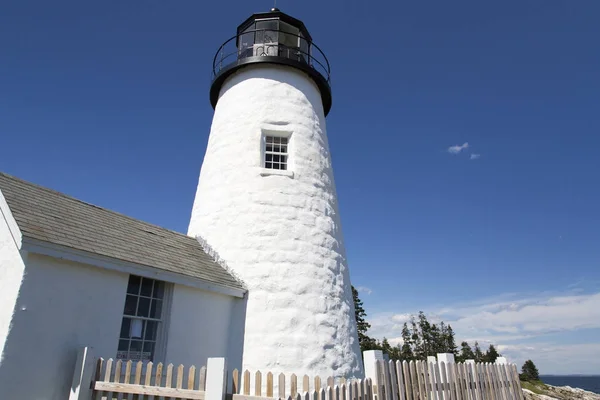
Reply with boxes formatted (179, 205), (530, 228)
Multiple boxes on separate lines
(484, 345), (500, 363)
(400, 322), (415, 360)
(445, 325), (458, 355)
(417, 311), (433, 358)
(457, 341), (475, 362)
(473, 341), (484, 363)
(389, 343), (402, 361)
(381, 338), (393, 356)
(351, 286), (377, 351)
(437, 322), (447, 353)
(430, 323), (443, 354)
(520, 360), (540, 381)
(411, 316), (423, 359)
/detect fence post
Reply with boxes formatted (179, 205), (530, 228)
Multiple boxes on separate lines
(69, 347), (96, 400)
(206, 357), (228, 400)
(363, 350), (385, 386)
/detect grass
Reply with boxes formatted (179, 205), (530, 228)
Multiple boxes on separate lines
(520, 380), (548, 395)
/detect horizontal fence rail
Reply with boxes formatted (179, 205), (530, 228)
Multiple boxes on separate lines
(91, 358), (206, 400)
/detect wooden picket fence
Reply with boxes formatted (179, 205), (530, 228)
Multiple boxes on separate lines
(72, 348), (524, 400)
(230, 369), (373, 400)
(372, 360), (524, 400)
(90, 358), (206, 399)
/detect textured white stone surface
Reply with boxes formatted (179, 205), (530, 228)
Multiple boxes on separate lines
(188, 65), (363, 378)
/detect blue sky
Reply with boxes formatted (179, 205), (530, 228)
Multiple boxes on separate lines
(2, 0), (599, 374)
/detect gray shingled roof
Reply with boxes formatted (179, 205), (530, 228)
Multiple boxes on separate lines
(0, 172), (245, 292)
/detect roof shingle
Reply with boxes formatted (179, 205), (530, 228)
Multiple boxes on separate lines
(0, 172), (245, 292)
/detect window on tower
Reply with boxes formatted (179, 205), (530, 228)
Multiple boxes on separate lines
(264, 136), (288, 170)
(117, 275), (166, 362)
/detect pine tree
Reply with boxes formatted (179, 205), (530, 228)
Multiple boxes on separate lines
(401, 322), (415, 360)
(520, 360), (540, 381)
(417, 311), (433, 358)
(430, 323), (442, 354)
(457, 341), (475, 362)
(473, 341), (484, 363)
(351, 286), (377, 351)
(445, 325), (458, 355)
(411, 316), (423, 359)
(381, 338), (393, 356)
(484, 344), (500, 363)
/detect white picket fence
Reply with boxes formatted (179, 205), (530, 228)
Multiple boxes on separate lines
(70, 348), (524, 400)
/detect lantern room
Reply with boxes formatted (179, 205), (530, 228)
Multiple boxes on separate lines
(210, 8), (332, 115)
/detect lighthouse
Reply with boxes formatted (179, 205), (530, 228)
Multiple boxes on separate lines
(188, 8), (363, 378)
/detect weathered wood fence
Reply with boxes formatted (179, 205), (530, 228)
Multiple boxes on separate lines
(70, 348), (523, 400)
(372, 359), (524, 400)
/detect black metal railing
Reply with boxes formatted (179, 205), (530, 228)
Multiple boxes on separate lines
(212, 29), (331, 85)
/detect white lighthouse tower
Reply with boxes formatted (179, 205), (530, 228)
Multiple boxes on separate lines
(188, 8), (363, 378)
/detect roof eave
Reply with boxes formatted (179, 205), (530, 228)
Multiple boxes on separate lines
(0, 187), (23, 249)
(21, 236), (248, 298)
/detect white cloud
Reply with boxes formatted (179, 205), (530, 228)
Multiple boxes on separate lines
(355, 286), (373, 295)
(497, 343), (600, 375)
(366, 290), (600, 374)
(470, 153), (481, 160)
(447, 142), (469, 154)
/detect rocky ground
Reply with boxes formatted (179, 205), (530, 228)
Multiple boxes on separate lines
(522, 381), (600, 400)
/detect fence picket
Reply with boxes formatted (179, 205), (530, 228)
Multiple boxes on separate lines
(279, 373), (286, 399)
(267, 372), (274, 397)
(441, 362), (451, 400)
(320, 388), (326, 400)
(501, 364), (512, 400)
(401, 361), (412, 400)
(346, 382), (354, 400)
(304, 375), (310, 393)
(94, 358), (105, 400)
(422, 361), (430, 399)
(104, 358), (114, 400)
(199, 366), (207, 391)
(448, 363), (458, 400)
(414, 361), (424, 400)
(512, 364), (525, 400)
(187, 365), (196, 390)
(357, 379), (364, 400)
(366, 379), (373, 400)
(473, 363), (482, 400)
(315, 376), (322, 400)
(490, 365), (502, 400)
(232, 369), (240, 394)
(292, 374), (299, 398)
(243, 370), (251, 395)
(255, 371), (262, 396)
(393, 362), (405, 400)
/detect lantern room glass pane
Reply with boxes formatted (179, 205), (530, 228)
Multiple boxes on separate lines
(255, 19), (278, 44)
(279, 22), (299, 48)
(239, 23), (255, 59)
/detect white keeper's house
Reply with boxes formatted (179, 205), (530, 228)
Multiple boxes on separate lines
(0, 8), (363, 399)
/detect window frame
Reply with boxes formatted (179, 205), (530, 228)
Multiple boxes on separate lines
(260, 129), (294, 178)
(117, 275), (173, 364)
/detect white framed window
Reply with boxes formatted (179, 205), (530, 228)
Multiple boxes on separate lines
(117, 275), (166, 362)
(264, 136), (288, 170)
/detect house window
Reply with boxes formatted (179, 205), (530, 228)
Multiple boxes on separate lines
(117, 275), (165, 361)
(265, 136), (288, 170)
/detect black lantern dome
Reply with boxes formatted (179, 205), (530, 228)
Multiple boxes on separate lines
(210, 9), (332, 115)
